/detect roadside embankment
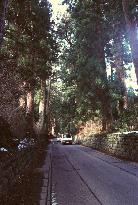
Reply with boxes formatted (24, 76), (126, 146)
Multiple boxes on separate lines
(74, 132), (138, 162)
(0, 140), (48, 205)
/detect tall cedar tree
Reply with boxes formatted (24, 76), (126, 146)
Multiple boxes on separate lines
(122, 0), (138, 84)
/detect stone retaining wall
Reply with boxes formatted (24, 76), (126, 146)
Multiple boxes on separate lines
(75, 133), (138, 162)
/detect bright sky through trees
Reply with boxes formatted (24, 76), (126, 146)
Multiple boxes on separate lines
(49, 0), (138, 93)
(49, 0), (67, 20)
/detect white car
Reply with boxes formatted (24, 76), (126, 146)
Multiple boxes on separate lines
(61, 134), (73, 145)
(50, 137), (59, 143)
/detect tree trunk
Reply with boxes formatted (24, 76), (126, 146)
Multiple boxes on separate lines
(26, 90), (34, 117)
(96, 43), (113, 131)
(114, 37), (128, 109)
(122, 0), (138, 84)
(38, 79), (46, 130)
(45, 78), (51, 135)
(26, 81), (35, 137)
(93, 4), (113, 130)
(0, 0), (8, 47)
(101, 95), (113, 131)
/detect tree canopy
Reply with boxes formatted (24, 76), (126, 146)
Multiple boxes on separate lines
(50, 0), (138, 134)
(0, 0), (138, 147)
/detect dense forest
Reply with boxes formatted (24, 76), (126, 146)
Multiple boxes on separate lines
(0, 0), (138, 150)
(0, 0), (57, 149)
(53, 0), (138, 136)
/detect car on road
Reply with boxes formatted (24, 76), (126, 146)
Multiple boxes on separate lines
(50, 137), (59, 143)
(61, 134), (73, 145)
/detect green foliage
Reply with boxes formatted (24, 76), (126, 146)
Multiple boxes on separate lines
(5, 0), (57, 82)
(50, 0), (137, 133)
(111, 105), (138, 132)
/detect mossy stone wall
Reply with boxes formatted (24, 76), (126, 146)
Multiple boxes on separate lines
(75, 133), (138, 161)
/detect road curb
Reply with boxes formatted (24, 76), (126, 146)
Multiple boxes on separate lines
(39, 145), (52, 205)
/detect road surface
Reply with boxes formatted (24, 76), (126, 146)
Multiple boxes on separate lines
(50, 143), (138, 205)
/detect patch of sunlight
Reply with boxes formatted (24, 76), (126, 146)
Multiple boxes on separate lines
(106, 62), (138, 94)
(52, 191), (59, 205)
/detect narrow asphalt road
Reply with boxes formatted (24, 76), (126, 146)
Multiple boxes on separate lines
(50, 143), (138, 205)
